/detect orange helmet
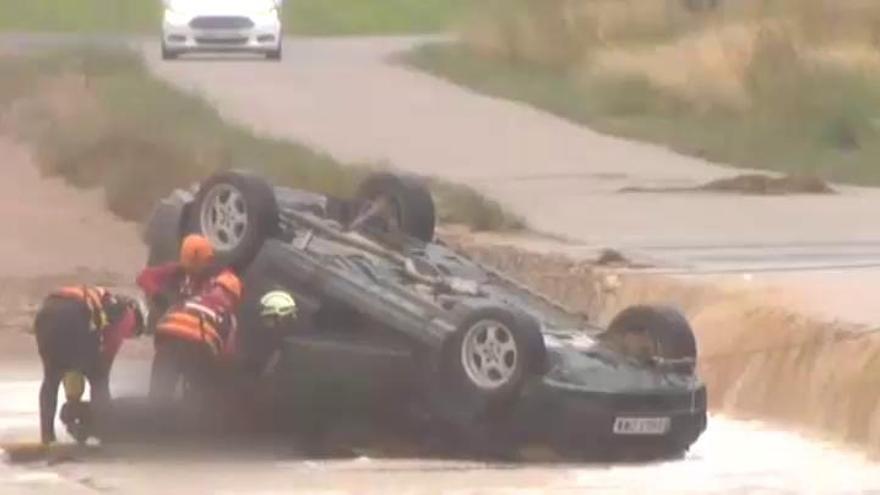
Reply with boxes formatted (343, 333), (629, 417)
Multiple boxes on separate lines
(214, 271), (243, 302)
(180, 234), (215, 274)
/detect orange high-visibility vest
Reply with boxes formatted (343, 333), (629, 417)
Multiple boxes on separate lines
(155, 301), (225, 355)
(52, 286), (110, 332)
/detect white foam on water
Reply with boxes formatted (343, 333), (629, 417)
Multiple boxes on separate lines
(0, 381), (40, 416)
(568, 415), (880, 494)
(13, 471), (61, 483)
(0, 380), (89, 442)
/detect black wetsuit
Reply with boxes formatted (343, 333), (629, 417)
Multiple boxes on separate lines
(34, 296), (110, 444)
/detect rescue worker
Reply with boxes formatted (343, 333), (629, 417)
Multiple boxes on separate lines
(136, 234), (242, 401)
(34, 286), (145, 444)
(260, 290), (298, 327)
(137, 234), (218, 318)
(253, 290), (298, 374)
(224, 290), (298, 435)
(228, 289), (300, 383)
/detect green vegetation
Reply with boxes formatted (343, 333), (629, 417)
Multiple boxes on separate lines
(0, 1), (159, 32)
(404, 0), (880, 185)
(0, 47), (521, 230)
(0, 0), (468, 35)
(287, 0), (469, 36)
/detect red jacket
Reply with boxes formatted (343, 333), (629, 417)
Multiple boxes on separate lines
(137, 262), (206, 302)
(101, 308), (137, 364)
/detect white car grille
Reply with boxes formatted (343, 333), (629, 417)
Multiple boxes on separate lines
(189, 16), (254, 30)
(194, 37), (249, 45)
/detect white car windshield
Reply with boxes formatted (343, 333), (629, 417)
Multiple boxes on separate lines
(167, 0), (278, 12)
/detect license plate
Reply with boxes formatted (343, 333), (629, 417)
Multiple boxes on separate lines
(199, 30), (242, 39)
(613, 416), (670, 435)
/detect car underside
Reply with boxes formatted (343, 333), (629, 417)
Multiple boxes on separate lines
(143, 170), (708, 460)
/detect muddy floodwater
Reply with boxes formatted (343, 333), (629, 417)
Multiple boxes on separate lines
(2, 362), (879, 495)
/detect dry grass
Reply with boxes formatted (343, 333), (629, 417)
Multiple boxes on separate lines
(587, 22), (764, 109)
(465, 0), (880, 108)
(407, 0), (880, 184)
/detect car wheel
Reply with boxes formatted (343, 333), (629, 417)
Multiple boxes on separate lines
(266, 45), (282, 61)
(353, 173), (436, 242)
(429, 307), (545, 424)
(188, 170), (279, 270)
(602, 305), (697, 373)
(161, 43), (178, 60)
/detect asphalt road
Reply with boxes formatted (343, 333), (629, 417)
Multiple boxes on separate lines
(142, 37), (880, 275)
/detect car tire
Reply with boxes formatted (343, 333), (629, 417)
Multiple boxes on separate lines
(187, 170), (279, 270)
(266, 45), (282, 61)
(354, 173), (436, 242)
(603, 305), (697, 373)
(161, 43), (178, 61)
(428, 306), (546, 424)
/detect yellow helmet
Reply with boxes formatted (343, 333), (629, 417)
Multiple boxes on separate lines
(260, 290), (297, 325)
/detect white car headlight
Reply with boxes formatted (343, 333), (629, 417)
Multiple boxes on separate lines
(254, 6), (278, 17)
(251, 9), (281, 25)
(164, 0), (182, 14)
(252, 0), (280, 16)
(164, 8), (190, 25)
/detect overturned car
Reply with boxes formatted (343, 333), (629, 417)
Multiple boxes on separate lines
(143, 170), (707, 460)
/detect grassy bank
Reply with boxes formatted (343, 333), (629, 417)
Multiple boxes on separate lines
(404, 0), (880, 185)
(0, 47), (520, 231)
(0, 0), (469, 35)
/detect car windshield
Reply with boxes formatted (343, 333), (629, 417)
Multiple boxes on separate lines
(168, 0), (276, 10)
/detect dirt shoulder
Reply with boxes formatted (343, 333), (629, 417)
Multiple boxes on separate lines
(0, 136), (146, 365)
(0, 137), (144, 279)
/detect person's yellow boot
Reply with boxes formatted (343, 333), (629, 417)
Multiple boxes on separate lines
(62, 371), (85, 402)
(60, 371), (93, 444)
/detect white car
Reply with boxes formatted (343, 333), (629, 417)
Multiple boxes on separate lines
(161, 0), (283, 60)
